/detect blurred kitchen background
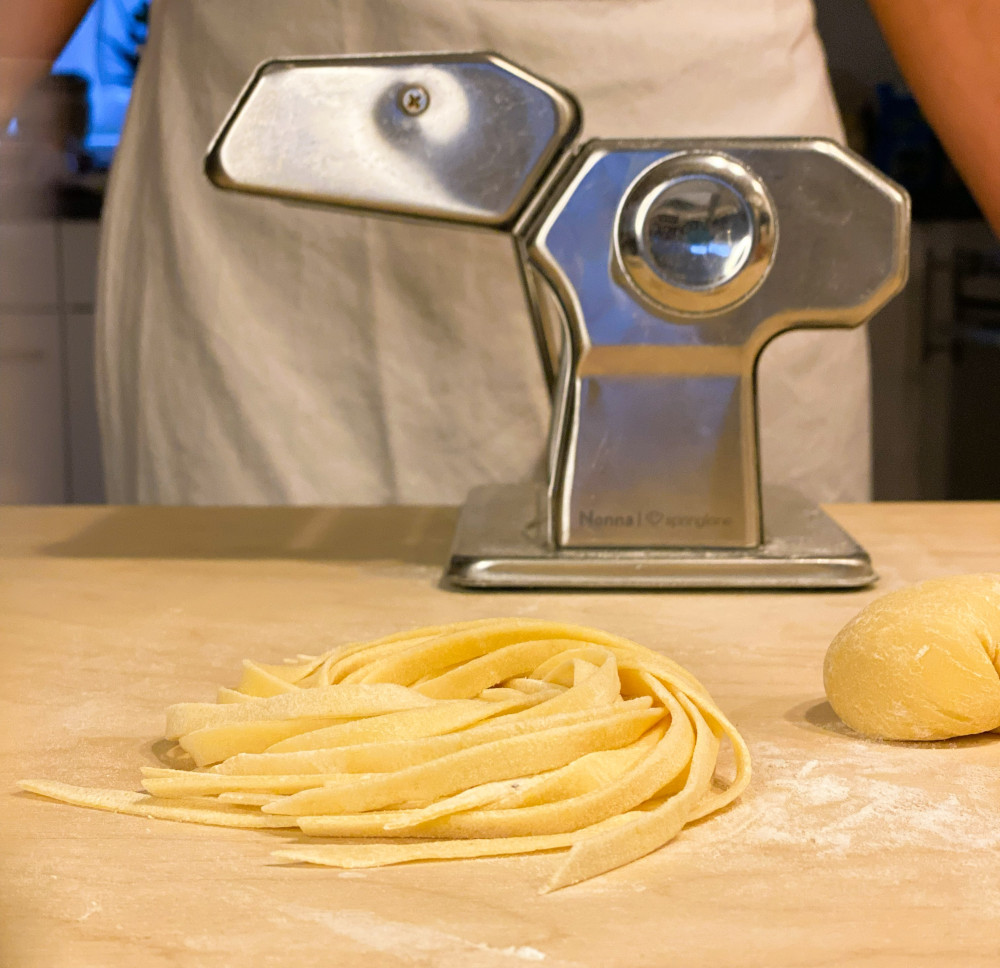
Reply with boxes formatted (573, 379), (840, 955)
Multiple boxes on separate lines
(1, 0), (145, 504)
(1, 0), (998, 505)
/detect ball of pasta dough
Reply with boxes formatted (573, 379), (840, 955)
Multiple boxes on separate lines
(823, 573), (1000, 740)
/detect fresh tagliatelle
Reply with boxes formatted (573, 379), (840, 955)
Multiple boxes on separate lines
(20, 618), (751, 892)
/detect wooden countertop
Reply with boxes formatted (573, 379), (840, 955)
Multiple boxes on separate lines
(2, 503), (1000, 967)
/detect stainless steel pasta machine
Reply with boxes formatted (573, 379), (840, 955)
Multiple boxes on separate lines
(206, 52), (909, 589)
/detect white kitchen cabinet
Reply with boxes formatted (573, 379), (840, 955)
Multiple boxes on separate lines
(0, 218), (105, 504)
(0, 314), (67, 503)
(65, 312), (105, 503)
(0, 221), (60, 311)
(60, 219), (100, 309)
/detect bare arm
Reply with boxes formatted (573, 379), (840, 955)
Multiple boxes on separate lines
(0, 0), (93, 128)
(868, 0), (1000, 235)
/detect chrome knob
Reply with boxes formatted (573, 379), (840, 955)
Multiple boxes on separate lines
(615, 152), (777, 315)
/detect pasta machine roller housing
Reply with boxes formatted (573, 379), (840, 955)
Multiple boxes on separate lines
(207, 52), (910, 589)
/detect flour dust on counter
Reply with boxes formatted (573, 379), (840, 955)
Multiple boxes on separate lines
(272, 904), (550, 964)
(18, 617), (751, 893)
(715, 740), (1000, 858)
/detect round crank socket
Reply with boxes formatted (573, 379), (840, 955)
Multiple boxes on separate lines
(614, 151), (777, 316)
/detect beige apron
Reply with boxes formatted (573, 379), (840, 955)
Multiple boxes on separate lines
(97, 0), (869, 505)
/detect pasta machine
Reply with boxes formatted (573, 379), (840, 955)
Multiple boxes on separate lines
(206, 52), (909, 589)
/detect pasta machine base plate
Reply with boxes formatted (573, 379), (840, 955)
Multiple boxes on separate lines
(446, 484), (875, 590)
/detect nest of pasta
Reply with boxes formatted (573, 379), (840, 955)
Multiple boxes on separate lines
(21, 618), (750, 892)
